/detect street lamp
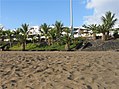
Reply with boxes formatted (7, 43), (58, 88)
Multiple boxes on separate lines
(70, 0), (73, 36)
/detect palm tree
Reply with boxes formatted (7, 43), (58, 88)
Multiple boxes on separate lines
(0, 25), (4, 31)
(83, 24), (99, 40)
(0, 27), (3, 41)
(47, 28), (56, 45)
(41, 23), (50, 42)
(5, 29), (13, 47)
(32, 35), (38, 44)
(0, 30), (7, 42)
(113, 28), (119, 39)
(38, 27), (41, 43)
(101, 11), (117, 40)
(20, 23), (29, 51)
(54, 21), (63, 42)
(13, 28), (21, 42)
(63, 27), (71, 50)
(98, 24), (107, 41)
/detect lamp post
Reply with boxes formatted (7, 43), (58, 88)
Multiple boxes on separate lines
(70, 0), (73, 36)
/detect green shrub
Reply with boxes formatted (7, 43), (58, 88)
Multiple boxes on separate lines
(26, 43), (37, 50)
(113, 30), (119, 39)
(9, 44), (22, 51)
(9, 41), (77, 51)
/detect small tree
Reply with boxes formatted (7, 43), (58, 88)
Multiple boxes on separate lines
(13, 28), (21, 42)
(1, 30), (7, 42)
(63, 27), (71, 50)
(41, 23), (50, 43)
(54, 21), (63, 43)
(0, 27), (3, 41)
(101, 11), (117, 40)
(5, 29), (13, 47)
(0, 26), (3, 37)
(83, 24), (99, 40)
(98, 24), (107, 41)
(113, 28), (119, 39)
(19, 23), (29, 51)
(47, 28), (56, 45)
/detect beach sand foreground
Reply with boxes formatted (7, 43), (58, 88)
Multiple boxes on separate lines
(0, 51), (119, 89)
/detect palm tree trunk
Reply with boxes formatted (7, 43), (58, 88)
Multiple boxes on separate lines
(93, 33), (96, 40)
(9, 40), (11, 48)
(48, 38), (51, 45)
(38, 35), (41, 43)
(65, 43), (70, 51)
(45, 35), (47, 43)
(9, 37), (13, 48)
(33, 40), (34, 44)
(1, 36), (4, 42)
(22, 42), (26, 51)
(106, 31), (109, 40)
(51, 39), (54, 45)
(102, 33), (106, 41)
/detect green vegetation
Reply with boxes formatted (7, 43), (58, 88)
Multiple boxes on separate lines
(83, 11), (118, 41)
(9, 43), (22, 51)
(0, 11), (119, 51)
(19, 23), (29, 51)
(41, 23), (50, 43)
(10, 43), (77, 51)
(83, 24), (99, 40)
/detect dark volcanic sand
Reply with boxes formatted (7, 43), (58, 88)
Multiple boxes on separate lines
(0, 51), (119, 89)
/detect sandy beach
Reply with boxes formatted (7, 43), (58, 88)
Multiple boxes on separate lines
(0, 51), (119, 89)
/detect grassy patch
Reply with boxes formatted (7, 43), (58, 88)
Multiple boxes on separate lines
(10, 43), (76, 51)
(9, 43), (22, 51)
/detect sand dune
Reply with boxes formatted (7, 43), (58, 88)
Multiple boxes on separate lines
(0, 51), (119, 89)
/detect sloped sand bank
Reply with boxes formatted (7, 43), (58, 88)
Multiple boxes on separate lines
(0, 51), (119, 89)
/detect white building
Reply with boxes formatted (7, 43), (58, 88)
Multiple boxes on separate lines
(28, 26), (40, 35)
(73, 27), (80, 38)
(27, 25), (119, 39)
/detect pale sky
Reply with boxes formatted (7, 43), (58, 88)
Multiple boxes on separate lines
(0, 0), (119, 29)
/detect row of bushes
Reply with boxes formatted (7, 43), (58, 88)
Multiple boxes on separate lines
(1, 36), (83, 51)
(9, 43), (77, 51)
